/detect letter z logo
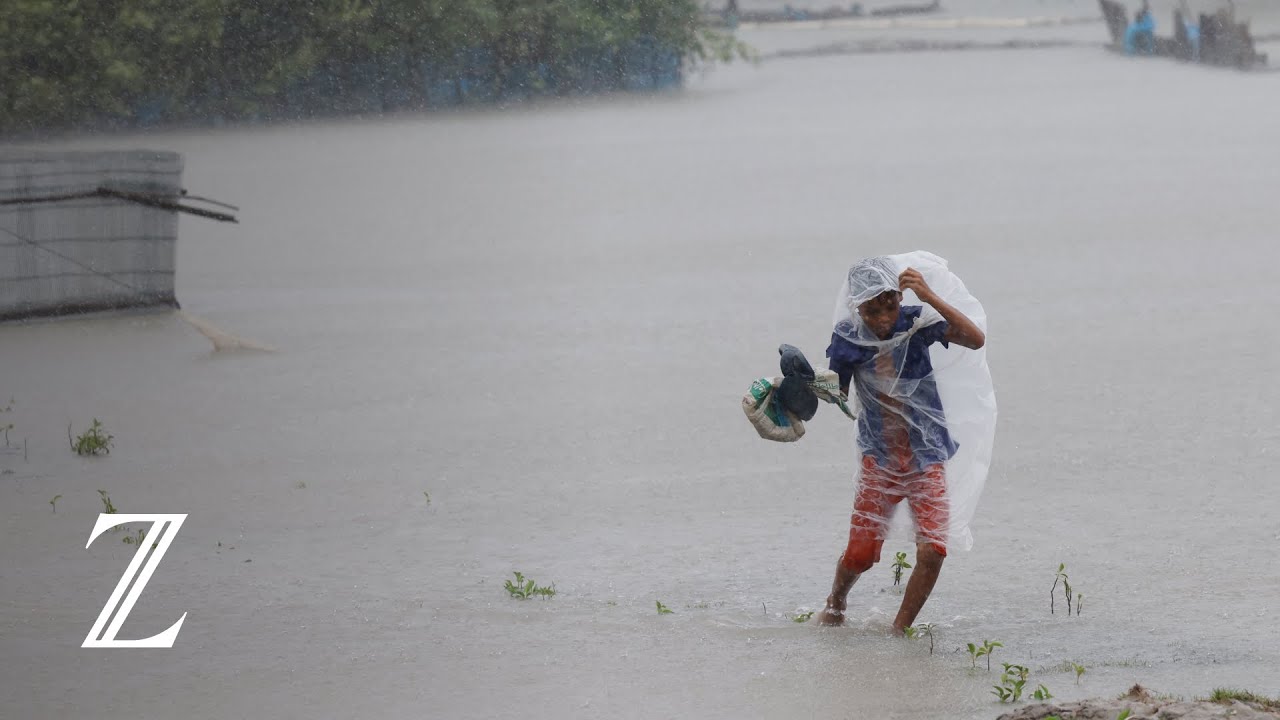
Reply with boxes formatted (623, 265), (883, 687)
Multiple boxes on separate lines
(83, 514), (188, 648)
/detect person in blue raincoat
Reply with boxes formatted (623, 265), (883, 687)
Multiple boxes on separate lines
(1125, 1), (1156, 55)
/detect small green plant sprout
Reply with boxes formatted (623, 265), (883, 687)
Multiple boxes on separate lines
(97, 490), (117, 514)
(1072, 662), (1086, 685)
(655, 601), (674, 615)
(423, 491), (431, 504)
(967, 638), (998, 666)
(49, 495), (62, 513)
(792, 610), (815, 623)
(1076, 592), (1084, 616)
(1, 397), (13, 445)
(1051, 563), (1068, 614)
(1032, 684), (1053, 701)
(992, 662), (1029, 703)
(891, 551), (912, 586)
(1116, 710), (1132, 720)
(122, 528), (146, 546)
(69, 419), (113, 456)
(503, 571), (555, 599)
(967, 642), (980, 669)
(906, 623), (936, 654)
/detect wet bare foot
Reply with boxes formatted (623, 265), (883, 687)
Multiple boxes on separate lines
(816, 598), (846, 626)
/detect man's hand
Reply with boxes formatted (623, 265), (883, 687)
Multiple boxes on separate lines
(899, 268), (939, 305)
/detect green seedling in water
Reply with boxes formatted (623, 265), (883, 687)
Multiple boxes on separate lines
(905, 623), (936, 654)
(1, 398), (13, 446)
(49, 495), (62, 513)
(992, 662), (1029, 703)
(504, 571), (555, 599)
(122, 528), (146, 546)
(1051, 563), (1068, 614)
(792, 610), (814, 623)
(97, 490), (117, 514)
(655, 601), (674, 615)
(1032, 684), (1053, 701)
(69, 419), (113, 456)
(891, 551), (912, 586)
(968, 639), (1003, 671)
(1117, 710), (1132, 720)
(1072, 662), (1086, 685)
(1076, 593), (1084, 616)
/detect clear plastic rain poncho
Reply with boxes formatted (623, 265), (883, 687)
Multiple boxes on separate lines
(831, 251), (996, 552)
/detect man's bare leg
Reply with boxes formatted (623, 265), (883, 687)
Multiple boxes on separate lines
(891, 543), (944, 634)
(816, 561), (862, 626)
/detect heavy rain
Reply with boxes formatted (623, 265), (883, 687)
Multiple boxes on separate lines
(3, 1), (1279, 719)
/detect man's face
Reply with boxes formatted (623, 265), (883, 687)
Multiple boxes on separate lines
(857, 290), (901, 340)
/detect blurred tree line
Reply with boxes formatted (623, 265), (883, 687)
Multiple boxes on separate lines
(1, 0), (748, 135)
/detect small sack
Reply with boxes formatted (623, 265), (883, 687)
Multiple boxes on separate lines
(742, 376), (806, 442)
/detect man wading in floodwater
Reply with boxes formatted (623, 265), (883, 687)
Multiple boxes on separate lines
(816, 257), (986, 634)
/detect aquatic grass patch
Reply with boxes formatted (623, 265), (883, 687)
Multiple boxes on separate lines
(1205, 688), (1280, 711)
(70, 419), (113, 456)
(655, 601), (674, 615)
(504, 572), (555, 599)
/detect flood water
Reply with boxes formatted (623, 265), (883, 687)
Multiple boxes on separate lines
(3, 8), (1280, 719)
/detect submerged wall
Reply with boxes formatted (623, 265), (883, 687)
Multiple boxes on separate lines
(0, 151), (183, 322)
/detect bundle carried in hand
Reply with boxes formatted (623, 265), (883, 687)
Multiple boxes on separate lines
(742, 344), (856, 442)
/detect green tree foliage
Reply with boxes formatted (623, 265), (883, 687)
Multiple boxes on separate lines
(1, 0), (744, 134)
